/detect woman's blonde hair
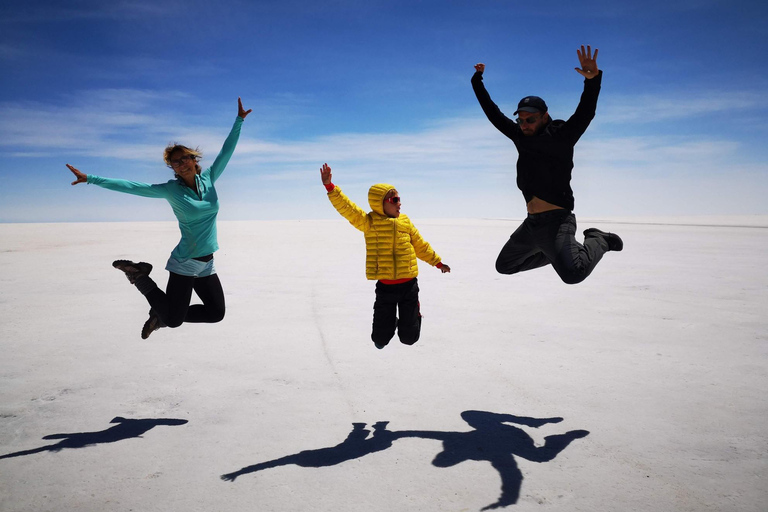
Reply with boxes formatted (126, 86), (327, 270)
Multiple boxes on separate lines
(163, 144), (203, 175)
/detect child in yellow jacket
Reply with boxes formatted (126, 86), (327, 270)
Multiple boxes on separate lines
(320, 163), (451, 349)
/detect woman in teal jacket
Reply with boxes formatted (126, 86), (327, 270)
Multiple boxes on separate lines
(66, 98), (251, 339)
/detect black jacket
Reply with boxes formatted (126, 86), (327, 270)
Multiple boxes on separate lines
(471, 70), (602, 211)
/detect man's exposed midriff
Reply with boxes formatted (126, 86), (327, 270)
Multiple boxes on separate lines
(527, 196), (565, 214)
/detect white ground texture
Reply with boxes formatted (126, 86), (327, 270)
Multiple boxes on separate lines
(1, 217), (766, 512)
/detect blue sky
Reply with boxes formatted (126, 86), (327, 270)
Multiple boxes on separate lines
(1, 0), (767, 222)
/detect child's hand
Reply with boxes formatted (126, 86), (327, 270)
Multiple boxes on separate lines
(320, 163), (332, 185)
(439, 264), (451, 273)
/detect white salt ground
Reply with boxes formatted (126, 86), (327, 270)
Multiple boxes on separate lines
(1, 217), (766, 512)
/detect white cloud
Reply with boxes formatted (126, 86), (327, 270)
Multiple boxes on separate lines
(2, 87), (767, 220)
(577, 136), (742, 173)
(599, 91), (767, 123)
(2, 88), (762, 181)
(0, 0), (179, 23)
(0, 90), (203, 160)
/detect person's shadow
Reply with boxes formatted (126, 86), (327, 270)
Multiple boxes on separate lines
(0, 416), (188, 460)
(221, 410), (588, 510)
(221, 421), (396, 481)
(399, 411), (589, 509)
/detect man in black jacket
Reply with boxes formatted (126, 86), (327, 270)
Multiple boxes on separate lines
(472, 45), (622, 285)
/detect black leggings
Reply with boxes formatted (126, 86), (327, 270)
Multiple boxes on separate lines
(371, 278), (421, 347)
(495, 210), (608, 285)
(137, 272), (225, 328)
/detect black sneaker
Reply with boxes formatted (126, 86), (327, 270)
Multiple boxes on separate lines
(113, 260), (153, 284)
(141, 309), (164, 340)
(583, 228), (623, 252)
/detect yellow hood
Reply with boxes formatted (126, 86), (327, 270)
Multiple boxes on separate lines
(368, 183), (395, 215)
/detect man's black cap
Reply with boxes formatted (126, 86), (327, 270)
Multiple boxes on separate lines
(513, 96), (548, 115)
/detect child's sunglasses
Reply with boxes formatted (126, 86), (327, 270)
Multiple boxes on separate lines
(384, 196), (401, 204)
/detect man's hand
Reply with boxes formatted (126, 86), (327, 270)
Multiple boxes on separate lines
(320, 163), (332, 185)
(575, 45), (599, 79)
(474, 63), (485, 73)
(439, 263), (451, 273)
(66, 164), (87, 185)
(238, 97), (252, 119)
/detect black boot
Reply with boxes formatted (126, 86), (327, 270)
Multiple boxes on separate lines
(583, 228), (623, 252)
(141, 309), (165, 339)
(113, 260), (153, 284)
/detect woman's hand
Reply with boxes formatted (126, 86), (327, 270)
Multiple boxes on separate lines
(238, 97), (252, 119)
(66, 164), (87, 185)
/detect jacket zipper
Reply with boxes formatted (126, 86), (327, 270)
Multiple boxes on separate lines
(392, 219), (397, 279)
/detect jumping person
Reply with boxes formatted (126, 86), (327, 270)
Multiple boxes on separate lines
(320, 163), (450, 349)
(67, 98), (252, 338)
(472, 46), (622, 285)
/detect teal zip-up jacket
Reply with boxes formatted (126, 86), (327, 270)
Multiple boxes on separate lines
(86, 116), (244, 261)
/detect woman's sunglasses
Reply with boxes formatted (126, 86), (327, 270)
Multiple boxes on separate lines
(170, 155), (196, 167)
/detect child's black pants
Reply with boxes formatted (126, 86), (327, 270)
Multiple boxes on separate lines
(371, 278), (421, 347)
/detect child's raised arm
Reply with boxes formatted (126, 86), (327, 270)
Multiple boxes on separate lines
(321, 163), (370, 232)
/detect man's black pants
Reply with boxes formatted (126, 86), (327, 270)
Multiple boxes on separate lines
(371, 278), (421, 347)
(495, 210), (609, 285)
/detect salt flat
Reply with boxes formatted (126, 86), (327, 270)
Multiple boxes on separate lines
(1, 218), (767, 512)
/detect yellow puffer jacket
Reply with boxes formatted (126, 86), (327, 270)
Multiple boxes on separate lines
(327, 183), (441, 280)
